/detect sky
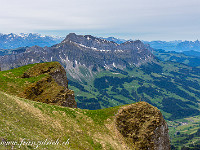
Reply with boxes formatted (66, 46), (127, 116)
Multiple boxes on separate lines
(0, 0), (200, 41)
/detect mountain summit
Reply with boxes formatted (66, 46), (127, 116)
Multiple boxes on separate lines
(55, 33), (155, 67)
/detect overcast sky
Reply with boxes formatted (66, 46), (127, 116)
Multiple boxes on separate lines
(0, 0), (200, 41)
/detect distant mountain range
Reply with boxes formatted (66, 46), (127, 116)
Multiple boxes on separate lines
(1, 32), (200, 52)
(0, 33), (63, 49)
(1, 34), (200, 69)
(0, 33), (154, 80)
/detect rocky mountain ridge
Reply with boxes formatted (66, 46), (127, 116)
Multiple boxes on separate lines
(0, 33), (155, 81)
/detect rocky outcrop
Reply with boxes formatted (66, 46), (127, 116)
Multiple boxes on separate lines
(21, 62), (77, 108)
(115, 102), (170, 150)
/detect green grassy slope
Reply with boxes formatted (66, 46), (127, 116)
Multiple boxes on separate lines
(0, 63), (46, 96)
(0, 63), (149, 149)
(0, 91), (129, 150)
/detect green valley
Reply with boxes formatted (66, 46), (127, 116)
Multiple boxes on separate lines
(68, 61), (200, 121)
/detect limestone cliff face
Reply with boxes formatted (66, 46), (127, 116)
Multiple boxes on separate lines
(115, 102), (170, 150)
(21, 62), (77, 108)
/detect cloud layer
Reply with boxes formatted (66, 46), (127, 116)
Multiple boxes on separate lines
(1, 0), (200, 40)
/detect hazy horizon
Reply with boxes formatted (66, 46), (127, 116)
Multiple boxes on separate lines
(1, 32), (200, 42)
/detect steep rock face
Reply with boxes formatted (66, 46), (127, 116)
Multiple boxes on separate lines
(152, 121), (171, 150)
(58, 33), (154, 67)
(115, 102), (170, 150)
(22, 62), (77, 108)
